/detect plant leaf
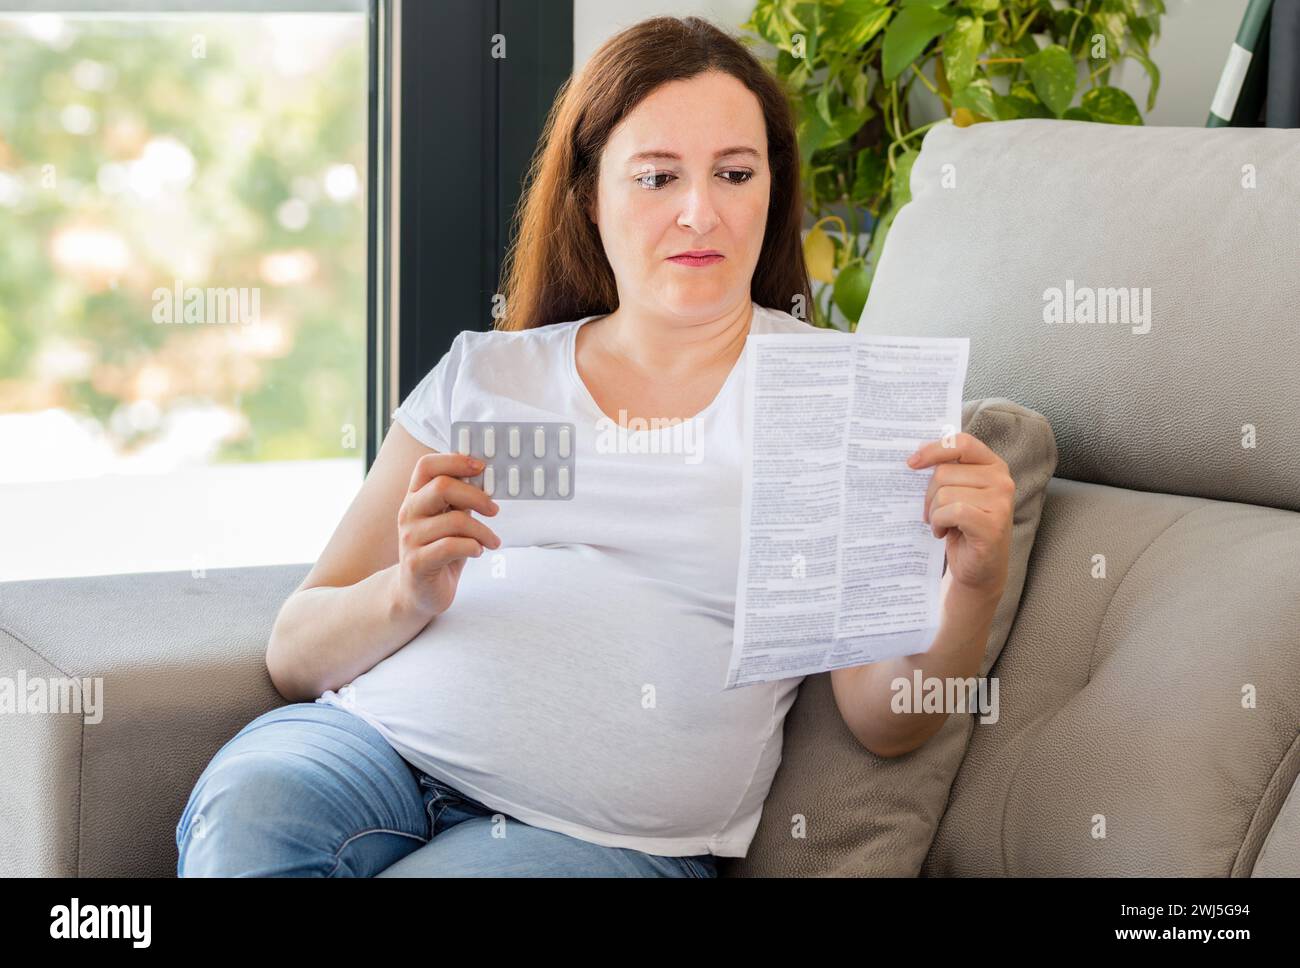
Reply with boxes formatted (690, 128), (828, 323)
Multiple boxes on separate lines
(804, 224), (836, 284)
(850, 69), (870, 112)
(784, 52), (812, 89)
(803, 1), (820, 65)
(797, 92), (832, 164)
(1009, 79), (1037, 100)
(1093, 10), (1127, 60)
(1023, 43), (1076, 117)
(993, 92), (1052, 120)
(950, 77), (996, 119)
(891, 147), (919, 209)
(943, 16), (983, 91)
(851, 148), (887, 208)
(826, 1), (892, 49)
(1126, 48), (1161, 111)
(818, 100), (875, 152)
(833, 261), (873, 325)
(816, 83), (835, 126)
(1081, 85), (1142, 124)
(1129, 13), (1154, 51)
(749, 6), (788, 48)
(882, 6), (956, 82)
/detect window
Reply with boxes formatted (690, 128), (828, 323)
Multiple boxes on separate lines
(0, 0), (374, 580)
(0, 0), (572, 582)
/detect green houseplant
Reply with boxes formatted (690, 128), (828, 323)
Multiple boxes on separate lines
(741, 0), (1166, 329)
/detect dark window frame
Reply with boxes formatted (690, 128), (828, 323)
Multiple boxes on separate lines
(380, 0), (573, 470)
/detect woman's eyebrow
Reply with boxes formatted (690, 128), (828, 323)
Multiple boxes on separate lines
(627, 146), (761, 164)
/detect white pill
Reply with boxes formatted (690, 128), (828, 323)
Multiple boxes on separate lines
(508, 426), (520, 457)
(533, 466), (545, 496)
(534, 426), (546, 457)
(558, 426), (571, 458)
(557, 466), (569, 497)
(456, 427), (471, 455)
(507, 465), (520, 496)
(482, 465), (495, 496)
(483, 427), (496, 458)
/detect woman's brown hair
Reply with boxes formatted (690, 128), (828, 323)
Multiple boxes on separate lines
(495, 15), (810, 331)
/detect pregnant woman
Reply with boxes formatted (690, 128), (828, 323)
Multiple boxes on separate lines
(176, 16), (1014, 877)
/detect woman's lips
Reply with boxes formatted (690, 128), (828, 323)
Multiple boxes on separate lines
(667, 253), (724, 267)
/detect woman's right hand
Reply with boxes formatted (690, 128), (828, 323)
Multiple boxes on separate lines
(393, 452), (500, 620)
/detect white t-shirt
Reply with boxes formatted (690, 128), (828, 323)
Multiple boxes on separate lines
(319, 300), (828, 857)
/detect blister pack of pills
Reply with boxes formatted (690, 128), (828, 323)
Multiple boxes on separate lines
(451, 420), (576, 500)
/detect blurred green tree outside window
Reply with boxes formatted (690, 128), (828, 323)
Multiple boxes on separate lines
(0, 11), (370, 579)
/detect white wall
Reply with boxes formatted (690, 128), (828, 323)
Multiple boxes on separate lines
(574, 0), (754, 69)
(574, 0), (1250, 127)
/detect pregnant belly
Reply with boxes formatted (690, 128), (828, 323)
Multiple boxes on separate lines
(337, 546), (778, 838)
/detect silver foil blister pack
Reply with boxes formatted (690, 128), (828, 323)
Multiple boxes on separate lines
(451, 420), (575, 500)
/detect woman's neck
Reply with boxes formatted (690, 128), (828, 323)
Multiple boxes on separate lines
(592, 297), (755, 383)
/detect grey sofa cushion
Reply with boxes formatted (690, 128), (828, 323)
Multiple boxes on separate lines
(858, 118), (1300, 512)
(725, 397), (1057, 876)
(924, 477), (1300, 876)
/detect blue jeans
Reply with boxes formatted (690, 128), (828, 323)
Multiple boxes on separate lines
(176, 701), (718, 878)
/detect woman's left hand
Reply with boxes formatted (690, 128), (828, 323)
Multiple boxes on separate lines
(906, 432), (1015, 600)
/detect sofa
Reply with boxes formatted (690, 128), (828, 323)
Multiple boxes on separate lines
(3, 117), (1298, 878)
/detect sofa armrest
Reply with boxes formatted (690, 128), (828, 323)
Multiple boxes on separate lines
(0, 564), (307, 876)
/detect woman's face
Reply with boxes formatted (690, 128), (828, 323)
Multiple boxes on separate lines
(589, 70), (771, 322)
